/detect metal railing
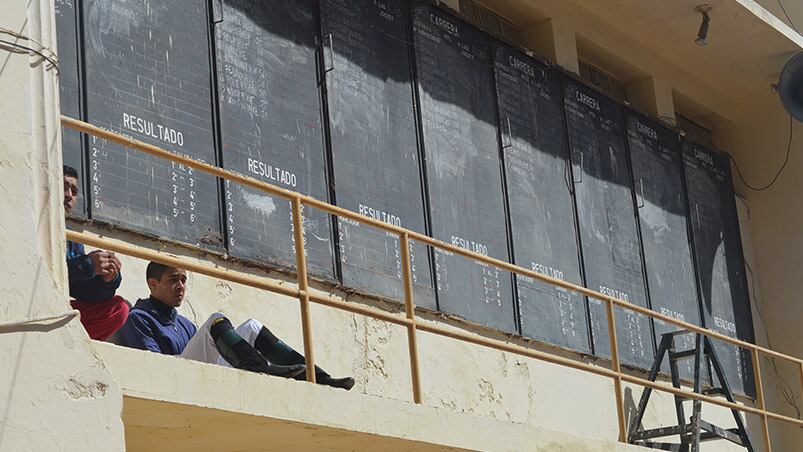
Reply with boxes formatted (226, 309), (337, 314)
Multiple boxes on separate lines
(61, 116), (803, 450)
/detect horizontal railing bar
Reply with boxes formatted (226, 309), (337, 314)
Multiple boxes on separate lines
(65, 230), (803, 428)
(59, 118), (803, 364)
(60, 116), (803, 369)
(66, 230), (300, 299)
(66, 231), (415, 329)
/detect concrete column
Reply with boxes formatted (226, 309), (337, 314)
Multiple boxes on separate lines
(626, 76), (676, 125)
(524, 18), (580, 75)
(0, 0), (125, 450)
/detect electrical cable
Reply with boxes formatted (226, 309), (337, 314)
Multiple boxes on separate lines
(777, 0), (800, 34)
(0, 38), (59, 71)
(744, 262), (801, 420)
(730, 114), (793, 191)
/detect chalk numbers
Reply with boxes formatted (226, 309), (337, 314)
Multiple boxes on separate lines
(481, 265), (502, 307)
(170, 162), (196, 224)
(90, 137), (102, 210)
(289, 204), (309, 257)
(225, 181), (236, 247)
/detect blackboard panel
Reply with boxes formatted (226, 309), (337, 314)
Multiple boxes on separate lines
(682, 141), (755, 397)
(82, 0), (222, 249)
(494, 48), (589, 352)
(215, 0), (334, 278)
(56, 0), (86, 218)
(320, 0), (435, 308)
(412, 4), (515, 332)
(626, 112), (701, 380)
(563, 80), (653, 369)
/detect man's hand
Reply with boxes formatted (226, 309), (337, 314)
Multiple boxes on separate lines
(88, 250), (122, 281)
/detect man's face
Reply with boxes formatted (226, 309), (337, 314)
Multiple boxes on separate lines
(148, 267), (187, 308)
(63, 176), (79, 214)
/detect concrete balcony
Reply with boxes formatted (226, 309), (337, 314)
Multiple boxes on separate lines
(94, 342), (640, 451)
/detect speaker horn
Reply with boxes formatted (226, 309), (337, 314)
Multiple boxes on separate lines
(778, 52), (803, 122)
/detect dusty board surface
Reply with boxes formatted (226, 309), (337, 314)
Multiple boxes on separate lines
(56, 0), (87, 218)
(215, 0), (334, 278)
(82, 0), (222, 249)
(626, 112), (702, 380)
(563, 80), (653, 369)
(320, 0), (435, 307)
(412, 3), (515, 332)
(682, 141), (755, 397)
(494, 47), (589, 352)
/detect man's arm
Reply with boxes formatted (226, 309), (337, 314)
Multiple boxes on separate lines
(117, 313), (162, 353)
(66, 241), (95, 282)
(67, 245), (123, 301)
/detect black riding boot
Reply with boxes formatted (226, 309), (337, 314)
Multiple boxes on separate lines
(209, 317), (305, 378)
(253, 325), (355, 390)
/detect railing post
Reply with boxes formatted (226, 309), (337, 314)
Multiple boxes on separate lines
(605, 299), (627, 443)
(752, 348), (772, 452)
(400, 232), (423, 404)
(292, 197), (316, 383)
(799, 361), (803, 413)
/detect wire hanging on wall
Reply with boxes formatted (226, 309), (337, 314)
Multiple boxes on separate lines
(730, 114), (794, 192)
(777, 0), (800, 34)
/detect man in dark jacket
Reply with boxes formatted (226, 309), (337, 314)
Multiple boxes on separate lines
(64, 165), (129, 340)
(117, 262), (354, 390)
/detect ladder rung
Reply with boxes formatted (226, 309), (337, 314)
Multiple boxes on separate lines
(669, 349), (697, 361)
(630, 425), (686, 441)
(702, 387), (725, 396)
(698, 421), (745, 445)
(661, 329), (694, 338)
(633, 440), (683, 451)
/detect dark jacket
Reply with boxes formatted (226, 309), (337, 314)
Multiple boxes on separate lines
(66, 240), (122, 302)
(116, 296), (197, 355)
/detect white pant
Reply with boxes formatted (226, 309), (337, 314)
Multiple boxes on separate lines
(180, 313), (264, 367)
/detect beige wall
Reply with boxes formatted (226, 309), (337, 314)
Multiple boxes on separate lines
(1, 0), (801, 450)
(716, 89), (803, 450)
(73, 223), (767, 451)
(0, 0), (125, 450)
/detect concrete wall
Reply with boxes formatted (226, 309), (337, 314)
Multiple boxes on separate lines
(0, 1), (125, 450)
(1, 0), (801, 451)
(72, 222), (769, 451)
(716, 88), (803, 451)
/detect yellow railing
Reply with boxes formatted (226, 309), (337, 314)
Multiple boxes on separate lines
(61, 116), (803, 450)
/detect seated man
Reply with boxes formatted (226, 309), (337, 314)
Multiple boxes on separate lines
(117, 262), (354, 390)
(64, 165), (129, 340)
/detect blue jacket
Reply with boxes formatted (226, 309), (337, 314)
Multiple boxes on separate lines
(117, 297), (197, 355)
(66, 240), (122, 302)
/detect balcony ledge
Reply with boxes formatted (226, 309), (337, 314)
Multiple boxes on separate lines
(94, 342), (642, 451)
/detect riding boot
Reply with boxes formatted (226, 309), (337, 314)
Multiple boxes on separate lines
(253, 325), (354, 390)
(209, 317), (305, 378)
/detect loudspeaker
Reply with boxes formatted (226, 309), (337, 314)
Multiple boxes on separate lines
(778, 52), (803, 122)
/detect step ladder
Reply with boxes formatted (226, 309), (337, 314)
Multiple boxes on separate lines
(627, 330), (754, 452)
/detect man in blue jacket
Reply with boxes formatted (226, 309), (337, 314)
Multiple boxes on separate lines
(117, 262), (354, 389)
(64, 165), (129, 340)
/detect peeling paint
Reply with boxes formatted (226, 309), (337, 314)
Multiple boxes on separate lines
(62, 377), (109, 400)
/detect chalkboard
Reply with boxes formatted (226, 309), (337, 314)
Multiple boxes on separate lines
(494, 48), (589, 352)
(82, 0), (222, 249)
(563, 80), (653, 369)
(626, 112), (701, 380)
(682, 141), (755, 397)
(215, 0), (334, 278)
(320, 0), (435, 308)
(55, 0), (86, 218)
(412, 4), (515, 332)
